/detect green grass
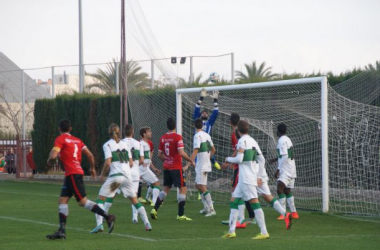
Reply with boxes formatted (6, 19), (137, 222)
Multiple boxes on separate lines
(1, 180), (380, 250)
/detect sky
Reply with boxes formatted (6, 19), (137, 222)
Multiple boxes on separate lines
(1, 0), (380, 81)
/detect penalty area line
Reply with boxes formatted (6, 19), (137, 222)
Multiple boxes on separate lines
(0, 215), (156, 242)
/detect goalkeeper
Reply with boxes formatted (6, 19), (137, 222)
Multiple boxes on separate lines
(193, 88), (220, 170)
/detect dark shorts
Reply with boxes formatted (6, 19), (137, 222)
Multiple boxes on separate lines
(232, 168), (239, 188)
(164, 169), (186, 188)
(60, 174), (87, 202)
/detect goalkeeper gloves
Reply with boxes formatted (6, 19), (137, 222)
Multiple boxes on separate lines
(210, 90), (219, 107)
(197, 88), (208, 105)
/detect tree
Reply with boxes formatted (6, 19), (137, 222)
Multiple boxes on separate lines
(85, 59), (150, 93)
(235, 61), (278, 83)
(364, 61), (380, 72)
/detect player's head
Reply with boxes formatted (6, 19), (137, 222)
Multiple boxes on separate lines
(237, 120), (249, 136)
(201, 110), (209, 121)
(124, 124), (134, 137)
(230, 113), (240, 127)
(167, 117), (176, 131)
(108, 123), (120, 141)
(277, 123), (287, 137)
(59, 119), (71, 133)
(140, 127), (152, 139)
(194, 118), (203, 130)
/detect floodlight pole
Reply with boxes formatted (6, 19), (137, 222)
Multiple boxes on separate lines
(231, 52), (235, 84)
(78, 0), (84, 93)
(151, 59), (154, 89)
(51, 66), (55, 97)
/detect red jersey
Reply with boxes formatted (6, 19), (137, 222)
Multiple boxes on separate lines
(231, 129), (239, 170)
(26, 152), (36, 170)
(53, 133), (86, 176)
(158, 132), (184, 170)
(148, 139), (154, 153)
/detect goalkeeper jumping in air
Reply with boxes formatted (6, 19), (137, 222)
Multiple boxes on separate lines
(193, 88), (220, 170)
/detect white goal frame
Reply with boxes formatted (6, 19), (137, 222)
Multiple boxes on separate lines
(176, 76), (329, 213)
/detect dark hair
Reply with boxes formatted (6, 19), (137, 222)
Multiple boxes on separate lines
(167, 117), (176, 130)
(194, 118), (203, 129)
(124, 124), (134, 137)
(201, 110), (208, 115)
(230, 113), (240, 126)
(59, 119), (71, 133)
(108, 123), (120, 140)
(277, 123), (287, 135)
(140, 127), (151, 138)
(237, 120), (249, 134)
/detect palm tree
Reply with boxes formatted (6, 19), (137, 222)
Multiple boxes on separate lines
(178, 73), (203, 87)
(235, 61), (278, 83)
(86, 58), (150, 93)
(364, 61), (380, 72)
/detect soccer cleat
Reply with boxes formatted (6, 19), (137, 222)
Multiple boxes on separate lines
(213, 161), (221, 170)
(277, 214), (285, 220)
(243, 218), (257, 225)
(198, 193), (201, 200)
(285, 213), (293, 230)
(146, 198), (153, 204)
(151, 209), (158, 220)
(177, 215), (192, 221)
(236, 221), (246, 229)
(150, 202), (155, 207)
(46, 230), (66, 240)
(205, 210), (216, 217)
(252, 233), (270, 240)
(138, 197), (147, 204)
(221, 220), (229, 225)
(145, 222), (152, 231)
(90, 224), (104, 234)
(106, 214), (116, 234)
(291, 212), (299, 219)
(199, 209), (208, 214)
(221, 232), (236, 239)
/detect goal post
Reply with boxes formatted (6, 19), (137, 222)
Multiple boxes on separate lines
(176, 76), (330, 213)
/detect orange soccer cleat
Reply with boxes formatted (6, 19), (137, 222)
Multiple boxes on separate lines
(291, 212), (299, 219)
(284, 213), (293, 230)
(277, 215), (285, 220)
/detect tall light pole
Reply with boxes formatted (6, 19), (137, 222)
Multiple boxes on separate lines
(78, 0), (84, 93)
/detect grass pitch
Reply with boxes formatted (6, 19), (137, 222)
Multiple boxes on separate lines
(1, 180), (379, 250)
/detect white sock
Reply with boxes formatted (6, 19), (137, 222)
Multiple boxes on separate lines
(254, 206), (268, 235)
(59, 204), (69, 216)
(132, 204), (138, 222)
(238, 204), (245, 222)
(84, 200), (96, 210)
(279, 197), (286, 212)
(136, 205), (150, 225)
(95, 202), (104, 226)
(287, 196), (297, 212)
(203, 192), (214, 211)
(152, 187), (160, 204)
(104, 202), (113, 213)
(146, 186), (153, 200)
(200, 194), (209, 211)
(228, 208), (239, 233)
(177, 188), (180, 200)
(273, 199), (286, 216)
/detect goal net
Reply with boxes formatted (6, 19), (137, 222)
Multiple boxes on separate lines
(176, 77), (380, 216)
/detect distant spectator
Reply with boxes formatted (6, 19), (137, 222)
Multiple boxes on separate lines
(5, 148), (16, 174)
(27, 147), (37, 175)
(0, 152), (6, 173)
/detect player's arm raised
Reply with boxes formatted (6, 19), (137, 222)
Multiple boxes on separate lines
(208, 90), (219, 126)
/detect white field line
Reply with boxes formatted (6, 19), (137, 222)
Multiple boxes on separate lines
(0, 215), (156, 242)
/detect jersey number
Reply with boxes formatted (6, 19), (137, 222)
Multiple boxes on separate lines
(165, 142), (170, 156)
(73, 144), (78, 159)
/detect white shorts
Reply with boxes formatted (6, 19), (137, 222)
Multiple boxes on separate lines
(131, 164), (140, 182)
(278, 174), (295, 189)
(99, 175), (135, 198)
(132, 180), (139, 193)
(232, 182), (258, 201)
(257, 182), (271, 196)
(140, 168), (158, 185)
(195, 171), (209, 185)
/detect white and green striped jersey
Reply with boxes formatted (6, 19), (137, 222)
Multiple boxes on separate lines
(193, 131), (214, 172)
(236, 135), (262, 185)
(103, 139), (132, 177)
(122, 137), (143, 167)
(277, 135), (297, 178)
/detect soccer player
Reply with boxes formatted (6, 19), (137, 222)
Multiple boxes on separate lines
(139, 127), (161, 206)
(222, 120), (269, 240)
(185, 118), (217, 216)
(91, 123), (151, 234)
(193, 88), (220, 170)
(151, 117), (195, 221)
(46, 119), (115, 240)
(122, 124), (144, 223)
(221, 113), (255, 228)
(270, 123), (299, 220)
